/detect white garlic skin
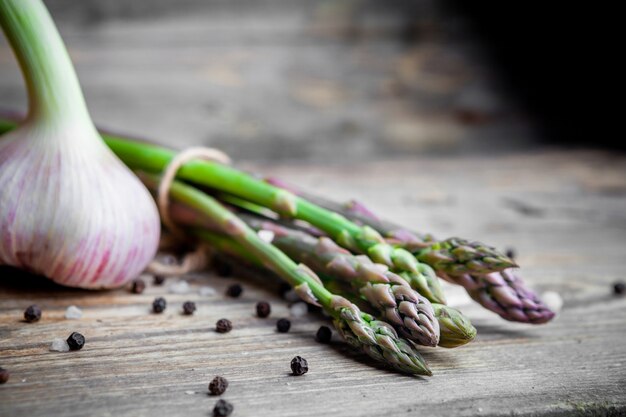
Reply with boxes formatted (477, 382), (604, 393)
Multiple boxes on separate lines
(0, 119), (160, 288)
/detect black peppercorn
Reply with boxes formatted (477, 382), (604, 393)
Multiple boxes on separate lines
(290, 356), (308, 376)
(66, 332), (85, 351)
(256, 301), (271, 318)
(153, 275), (166, 285)
(208, 375), (229, 396)
(130, 279), (146, 294)
(276, 318), (291, 333)
(23, 305), (41, 323)
(614, 281), (626, 295)
(182, 301), (196, 315)
(216, 318), (232, 333)
(0, 367), (9, 384)
(213, 399), (234, 417)
(152, 297), (167, 313)
(226, 284), (243, 298)
(505, 248), (516, 260)
(315, 326), (332, 344)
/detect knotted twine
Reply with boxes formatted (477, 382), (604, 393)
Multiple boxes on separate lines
(146, 147), (232, 276)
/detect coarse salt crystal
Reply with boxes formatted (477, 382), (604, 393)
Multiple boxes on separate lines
(168, 280), (190, 294)
(257, 229), (275, 243)
(289, 302), (308, 318)
(198, 286), (216, 296)
(541, 291), (563, 313)
(185, 390), (195, 395)
(65, 305), (83, 320)
(49, 338), (70, 352)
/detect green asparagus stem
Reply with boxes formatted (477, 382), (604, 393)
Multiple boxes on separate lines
(0, 117), (446, 304)
(138, 173), (432, 375)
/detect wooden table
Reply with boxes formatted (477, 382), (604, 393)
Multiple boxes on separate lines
(1, 153), (626, 416)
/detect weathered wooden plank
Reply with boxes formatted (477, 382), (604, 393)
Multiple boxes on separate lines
(1, 152), (626, 416)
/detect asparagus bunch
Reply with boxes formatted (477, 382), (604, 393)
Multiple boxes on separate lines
(239, 214), (477, 348)
(238, 214), (440, 347)
(194, 220), (475, 350)
(161, 195), (474, 349)
(265, 184), (554, 324)
(140, 173), (432, 375)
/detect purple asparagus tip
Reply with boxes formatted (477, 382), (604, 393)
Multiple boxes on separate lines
(445, 269), (556, 324)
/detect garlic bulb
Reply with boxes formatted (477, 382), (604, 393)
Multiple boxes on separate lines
(0, 0), (160, 288)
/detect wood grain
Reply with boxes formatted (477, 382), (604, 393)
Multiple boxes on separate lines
(1, 152), (626, 417)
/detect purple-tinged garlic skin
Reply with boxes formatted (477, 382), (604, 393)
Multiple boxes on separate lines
(0, 119), (160, 288)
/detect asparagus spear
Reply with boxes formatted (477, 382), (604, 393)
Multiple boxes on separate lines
(238, 214), (440, 347)
(140, 173), (432, 375)
(0, 117), (446, 304)
(438, 269), (555, 324)
(265, 178), (516, 275)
